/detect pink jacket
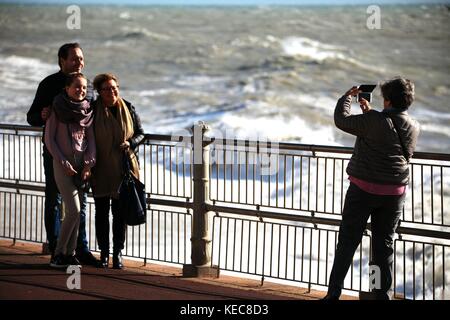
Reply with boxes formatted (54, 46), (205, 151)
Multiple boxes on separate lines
(44, 111), (96, 169)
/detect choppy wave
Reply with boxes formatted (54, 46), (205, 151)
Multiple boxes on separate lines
(281, 37), (347, 63)
(279, 36), (386, 74)
(215, 99), (340, 146)
(0, 55), (56, 90)
(114, 26), (171, 40)
(0, 5), (448, 153)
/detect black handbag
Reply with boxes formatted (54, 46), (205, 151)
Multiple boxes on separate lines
(118, 152), (147, 226)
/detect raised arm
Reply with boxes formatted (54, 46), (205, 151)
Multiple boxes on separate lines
(334, 87), (372, 137)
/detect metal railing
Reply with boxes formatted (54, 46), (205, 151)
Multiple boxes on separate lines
(0, 123), (449, 300)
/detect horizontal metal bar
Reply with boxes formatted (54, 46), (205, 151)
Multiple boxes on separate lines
(207, 203), (342, 226)
(209, 138), (450, 161)
(0, 181), (45, 192)
(394, 225), (450, 240)
(143, 133), (189, 143)
(147, 197), (193, 210)
(205, 203), (450, 241)
(0, 124), (43, 132)
(2, 124), (450, 161)
(1, 179), (449, 241)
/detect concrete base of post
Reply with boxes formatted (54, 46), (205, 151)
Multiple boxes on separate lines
(182, 264), (220, 278)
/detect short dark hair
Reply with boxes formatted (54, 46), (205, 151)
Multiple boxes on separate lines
(93, 73), (119, 92)
(380, 77), (415, 109)
(65, 72), (87, 87)
(58, 43), (82, 68)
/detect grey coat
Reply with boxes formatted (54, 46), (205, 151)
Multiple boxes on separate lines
(334, 95), (420, 185)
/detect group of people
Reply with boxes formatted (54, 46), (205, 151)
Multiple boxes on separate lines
(28, 42), (420, 300)
(27, 43), (144, 269)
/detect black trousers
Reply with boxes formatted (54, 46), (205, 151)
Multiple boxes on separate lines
(94, 197), (126, 253)
(327, 183), (405, 299)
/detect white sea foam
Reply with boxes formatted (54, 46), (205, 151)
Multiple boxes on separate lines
(419, 123), (450, 138)
(413, 107), (450, 121)
(173, 75), (228, 87)
(280, 37), (347, 62)
(217, 112), (340, 146)
(279, 36), (386, 74)
(119, 11), (131, 20)
(0, 55), (56, 90)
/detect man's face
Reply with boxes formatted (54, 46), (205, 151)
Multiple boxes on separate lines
(60, 48), (84, 74)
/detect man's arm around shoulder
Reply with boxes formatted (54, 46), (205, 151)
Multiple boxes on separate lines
(27, 78), (52, 127)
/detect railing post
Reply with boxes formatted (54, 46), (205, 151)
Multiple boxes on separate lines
(182, 122), (219, 278)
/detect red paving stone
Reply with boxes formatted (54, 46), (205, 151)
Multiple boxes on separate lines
(0, 239), (355, 301)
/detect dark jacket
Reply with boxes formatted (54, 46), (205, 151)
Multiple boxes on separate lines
(334, 95), (420, 185)
(27, 71), (95, 139)
(123, 99), (145, 152)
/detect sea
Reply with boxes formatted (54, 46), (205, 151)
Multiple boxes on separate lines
(0, 3), (449, 152)
(0, 3), (449, 299)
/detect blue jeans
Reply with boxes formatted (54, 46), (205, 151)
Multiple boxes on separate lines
(326, 183), (405, 299)
(43, 146), (89, 254)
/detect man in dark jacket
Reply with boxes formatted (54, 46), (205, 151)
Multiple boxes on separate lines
(27, 43), (98, 266)
(323, 78), (420, 300)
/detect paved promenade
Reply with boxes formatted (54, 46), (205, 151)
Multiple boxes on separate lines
(0, 239), (352, 301)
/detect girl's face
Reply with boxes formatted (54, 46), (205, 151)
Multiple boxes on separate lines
(66, 77), (87, 102)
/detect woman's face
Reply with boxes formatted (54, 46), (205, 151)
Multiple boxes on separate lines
(99, 79), (119, 106)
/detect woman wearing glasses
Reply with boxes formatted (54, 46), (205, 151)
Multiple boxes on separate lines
(91, 73), (144, 269)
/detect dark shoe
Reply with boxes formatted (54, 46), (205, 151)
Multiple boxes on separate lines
(50, 254), (69, 268)
(100, 251), (109, 268)
(76, 251), (99, 266)
(112, 250), (123, 269)
(66, 255), (82, 268)
(321, 293), (340, 301)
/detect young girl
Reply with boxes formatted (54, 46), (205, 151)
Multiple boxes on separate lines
(45, 72), (96, 268)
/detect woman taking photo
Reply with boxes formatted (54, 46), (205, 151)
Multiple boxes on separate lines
(91, 73), (144, 269)
(323, 78), (420, 300)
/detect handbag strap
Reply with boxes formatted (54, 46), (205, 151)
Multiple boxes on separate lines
(122, 150), (132, 176)
(384, 112), (409, 161)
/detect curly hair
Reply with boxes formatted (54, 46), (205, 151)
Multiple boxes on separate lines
(93, 73), (119, 93)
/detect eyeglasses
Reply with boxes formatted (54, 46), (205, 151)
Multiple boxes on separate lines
(100, 86), (119, 92)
